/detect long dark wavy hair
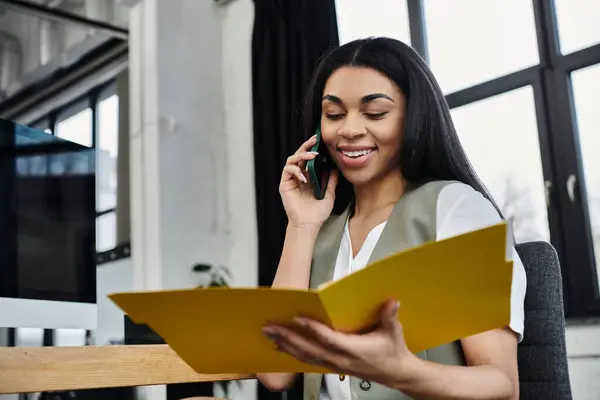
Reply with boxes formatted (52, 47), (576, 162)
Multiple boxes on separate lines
(300, 37), (501, 216)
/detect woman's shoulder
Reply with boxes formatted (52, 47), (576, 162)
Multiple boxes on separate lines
(435, 181), (503, 239)
(436, 181), (494, 211)
(436, 181), (480, 200)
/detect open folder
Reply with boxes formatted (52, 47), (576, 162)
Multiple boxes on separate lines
(109, 222), (514, 374)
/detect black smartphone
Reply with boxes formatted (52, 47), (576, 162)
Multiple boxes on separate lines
(307, 126), (333, 200)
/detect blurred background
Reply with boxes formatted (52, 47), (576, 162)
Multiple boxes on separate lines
(0, 0), (599, 399)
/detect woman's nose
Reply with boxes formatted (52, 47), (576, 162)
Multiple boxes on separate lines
(338, 113), (366, 138)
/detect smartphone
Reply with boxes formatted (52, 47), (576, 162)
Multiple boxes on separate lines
(307, 126), (333, 200)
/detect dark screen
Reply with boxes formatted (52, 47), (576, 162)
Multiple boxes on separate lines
(0, 118), (96, 303)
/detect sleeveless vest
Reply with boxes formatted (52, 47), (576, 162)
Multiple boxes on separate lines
(303, 180), (466, 400)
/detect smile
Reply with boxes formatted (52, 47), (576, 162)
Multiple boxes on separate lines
(337, 147), (377, 168)
(341, 149), (374, 158)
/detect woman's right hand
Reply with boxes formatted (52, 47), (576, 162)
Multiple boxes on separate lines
(279, 135), (339, 229)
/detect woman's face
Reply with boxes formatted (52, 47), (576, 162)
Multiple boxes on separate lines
(320, 66), (406, 187)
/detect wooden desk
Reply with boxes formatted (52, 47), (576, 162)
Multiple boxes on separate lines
(0, 344), (251, 395)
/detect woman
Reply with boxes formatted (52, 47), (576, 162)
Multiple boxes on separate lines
(257, 37), (526, 400)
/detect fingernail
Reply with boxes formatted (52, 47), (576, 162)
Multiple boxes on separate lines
(263, 327), (279, 341)
(300, 175), (307, 183)
(308, 151), (319, 155)
(294, 317), (307, 327)
(392, 301), (400, 314)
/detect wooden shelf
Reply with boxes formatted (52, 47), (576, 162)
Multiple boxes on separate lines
(0, 344), (252, 394)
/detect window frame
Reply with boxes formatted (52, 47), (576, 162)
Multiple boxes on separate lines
(404, 0), (600, 318)
(95, 82), (119, 215)
(26, 80), (120, 258)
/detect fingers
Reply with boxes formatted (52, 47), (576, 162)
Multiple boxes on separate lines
(296, 135), (318, 154)
(284, 150), (317, 185)
(294, 317), (351, 354)
(381, 299), (400, 318)
(276, 339), (344, 373)
(264, 325), (325, 363)
(283, 165), (307, 184)
(284, 135), (318, 176)
(275, 336), (324, 367)
(281, 135), (326, 188)
(378, 300), (402, 333)
(286, 151), (318, 171)
(264, 325), (346, 371)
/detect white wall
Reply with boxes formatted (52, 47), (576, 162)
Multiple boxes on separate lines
(95, 257), (133, 346)
(124, 0), (258, 398)
(566, 325), (600, 399)
(218, 1), (258, 398)
(221, 0), (258, 292)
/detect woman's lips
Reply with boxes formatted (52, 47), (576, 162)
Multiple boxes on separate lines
(337, 148), (376, 168)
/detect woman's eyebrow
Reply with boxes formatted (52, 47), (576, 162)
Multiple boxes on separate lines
(361, 93), (395, 103)
(322, 94), (343, 104)
(322, 93), (395, 104)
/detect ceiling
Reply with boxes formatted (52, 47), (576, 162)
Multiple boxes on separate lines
(0, 0), (129, 102)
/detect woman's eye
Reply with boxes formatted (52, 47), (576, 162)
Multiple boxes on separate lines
(366, 112), (388, 120)
(325, 113), (345, 120)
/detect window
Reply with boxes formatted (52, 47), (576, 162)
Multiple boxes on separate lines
(97, 94), (119, 211)
(96, 212), (117, 252)
(336, 0), (600, 317)
(571, 64), (600, 292)
(15, 328), (44, 347)
(335, 0), (411, 45)
(423, 0), (539, 93)
(56, 107), (93, 147)
(451, 87), (550, 243)
(54, 329), (87, 347)
(554, 0), (600, 54)
(96, 94), (119, 252)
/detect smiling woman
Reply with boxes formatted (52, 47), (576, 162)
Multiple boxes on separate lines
(257, 37), (525, 400)
(321, 70), (404, 186)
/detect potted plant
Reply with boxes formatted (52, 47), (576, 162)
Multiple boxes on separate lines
(193, 263), (233, 288)
(192, 262), (240, 399)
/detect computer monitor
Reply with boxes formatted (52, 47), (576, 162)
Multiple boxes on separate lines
(0, 118), (97, 329)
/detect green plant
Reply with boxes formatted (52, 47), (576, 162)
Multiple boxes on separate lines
(191, 263), (239, 398)
(192, 263), (233, 287)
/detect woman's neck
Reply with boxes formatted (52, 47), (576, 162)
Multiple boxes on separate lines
(353, 171), (406, 219)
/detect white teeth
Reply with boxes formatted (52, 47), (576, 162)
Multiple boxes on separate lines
(342, 149), (373, 158)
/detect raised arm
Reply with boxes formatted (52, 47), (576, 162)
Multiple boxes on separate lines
(256, 135), (338, 392)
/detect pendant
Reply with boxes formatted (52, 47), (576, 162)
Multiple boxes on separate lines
(339, 374), (346, 381)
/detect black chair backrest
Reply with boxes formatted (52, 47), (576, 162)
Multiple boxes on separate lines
(516, 241), (572, 399)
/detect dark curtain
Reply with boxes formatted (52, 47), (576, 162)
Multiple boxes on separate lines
(252, 0), (339, 399)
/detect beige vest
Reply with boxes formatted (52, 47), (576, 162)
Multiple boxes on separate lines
(304, 180), (465, 400)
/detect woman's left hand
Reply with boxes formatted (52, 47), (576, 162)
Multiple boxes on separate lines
(262, 300), (418, 385)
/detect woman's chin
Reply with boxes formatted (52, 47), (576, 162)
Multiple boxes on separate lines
(341, 170), (376, 187)
(341, 164), (401, 189)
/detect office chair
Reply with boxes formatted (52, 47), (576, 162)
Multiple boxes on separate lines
(515, 241), (573, 399)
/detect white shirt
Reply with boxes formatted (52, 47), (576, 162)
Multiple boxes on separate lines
(320, 182), (527, 400)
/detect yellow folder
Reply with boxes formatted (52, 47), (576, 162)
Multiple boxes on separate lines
(109, 222), (513, 374)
